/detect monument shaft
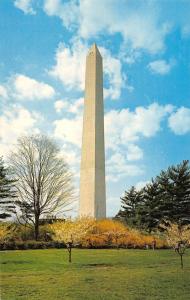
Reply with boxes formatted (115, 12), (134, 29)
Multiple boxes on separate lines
(79, 44), (106, 219)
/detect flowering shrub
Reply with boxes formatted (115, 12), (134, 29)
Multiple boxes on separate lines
(49, 217), (96, 262)
(160, 221), (190, 268)
(49, 218), (166, 249)
(0, 219), (167, 250)
(160, 221), (190, 248)
(49, 217), (95, 246)
(0, 223), (13, 243)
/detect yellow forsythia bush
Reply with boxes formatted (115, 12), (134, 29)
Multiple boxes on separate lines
(49, 218), (166, 249)
(0, 222), (12, 242)
(49, 217), (96, 245)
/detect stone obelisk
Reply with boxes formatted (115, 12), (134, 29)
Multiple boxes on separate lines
(79, 44), (106, 219)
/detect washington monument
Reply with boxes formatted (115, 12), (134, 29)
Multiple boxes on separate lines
(79, 44), (106, 219)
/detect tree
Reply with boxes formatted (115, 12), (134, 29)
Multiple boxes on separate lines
(160, 221), (190, 269)
(9, 135), (75, 240)
(50, 218), (95, 262)
(168, 160), (190, 224)
(157, 160), (190, 225)
(140, 179), (163, 232)
(0, 157), (16, 219)
(156, 169), (173, 222)
(116, 186), (143, 227)
(117, 160), (190, 231)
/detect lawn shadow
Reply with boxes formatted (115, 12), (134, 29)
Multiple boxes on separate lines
(82, 263), (112, 268)
(1, 260), (32, 265)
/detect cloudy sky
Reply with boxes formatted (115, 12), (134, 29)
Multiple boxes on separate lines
(0, 0), (190, 216)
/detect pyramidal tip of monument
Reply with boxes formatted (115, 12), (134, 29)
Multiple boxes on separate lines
(88, 43), (102, 56)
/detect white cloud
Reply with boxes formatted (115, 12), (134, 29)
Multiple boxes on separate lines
(57, 146), (80, 172)
(148, 59), (175, 75)
(59, 102), (173, 152)
(168, 107), (190, 135)
(44, 0), (171, 54)
(100, 47), (126, 100)
(54, 98), (84, 114)
(0, 85), (8, 98)
(49, 40), (87, 90)
(79, 1), (168, 53)
(49, 40), (125, 100)
(14, 0), (36, 15)
(13, 74), (55, 100)
(69, 98), (84, 114)
(54, 115), (83, 147)
(43, 1), (190, 59)
(0, 105), (39, 156)
(43, 0), (78, 28)
(105, 102), (174, 150)
(53, 112), (83, 179)
(61, 148), (79, 168)
(127, 144), (143, 161)
(53, 102), (177, 182)
(106, 152), (144, 182)
(54, 100), (69, 113)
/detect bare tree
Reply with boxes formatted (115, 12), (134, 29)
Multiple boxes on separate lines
(9, 135), (75, 240)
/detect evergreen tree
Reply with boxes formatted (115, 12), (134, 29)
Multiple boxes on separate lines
(161, 160), (190, 224)
(157, 169), (174, 222)
(116, 160), (190, 231)
(140, 179), (163, 232)
(116, 186), (143, 227)
(0, 157), (16, 219)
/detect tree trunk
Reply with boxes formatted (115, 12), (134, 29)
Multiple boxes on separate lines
(69, 247), (72, 263)
(180, 254), (183, 269)
(34, 214), (39, 241)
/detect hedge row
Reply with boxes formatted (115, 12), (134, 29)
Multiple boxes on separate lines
(0, 241), (170, 250)
(0, 241), (66, 250)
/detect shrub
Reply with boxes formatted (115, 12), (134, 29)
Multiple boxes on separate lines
(0, 222), (13, 243)
(0, 219), (168, 250)
(81, 220), (167, 249)
(0, 240), (66, 250)
(2, 223), (55, 242)
(15, 226), (35, 241)
(38, 225), (54, 241)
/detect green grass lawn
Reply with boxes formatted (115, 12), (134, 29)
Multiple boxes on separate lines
(1, 249), (190, 300)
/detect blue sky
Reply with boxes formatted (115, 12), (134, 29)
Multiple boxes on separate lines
(0, 0), (190, 216)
